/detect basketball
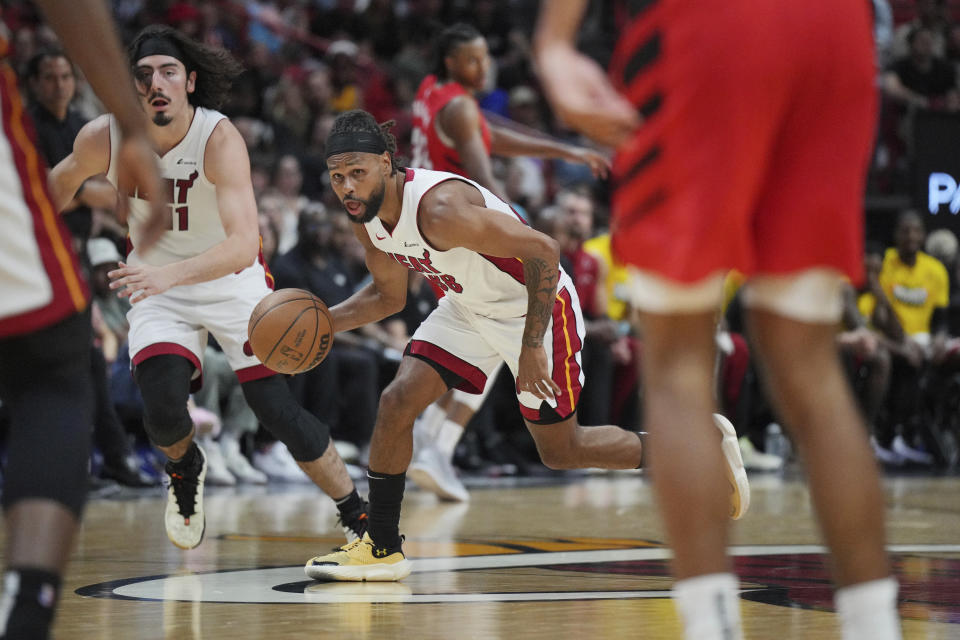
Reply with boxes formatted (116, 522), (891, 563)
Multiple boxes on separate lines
(248, 289), (334, 374)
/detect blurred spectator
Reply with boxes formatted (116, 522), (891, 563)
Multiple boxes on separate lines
(84, 238), (154, 488)
(891, 0), (951, 60)
(266, 76), (312, 150)
(327, 39), (363, 113)
(25, 49), (115, 241)
(884, 27), (959, 110)
(876, 210), (948, 464)
(266, 154), (310, 253)
(87, 238), (131, 346)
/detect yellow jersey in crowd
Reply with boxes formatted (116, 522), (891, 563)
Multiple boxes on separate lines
(583, 234), (631, 321)
(878, 248), (949, 336)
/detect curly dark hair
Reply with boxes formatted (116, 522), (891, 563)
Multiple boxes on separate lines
(432, 23), (483, 79)
(127, 25), (243, 109)
(328, 109), (405, 174)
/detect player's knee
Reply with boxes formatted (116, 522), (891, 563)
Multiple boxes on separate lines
(377, 379), (421, 430)
(134, 355), (194, 447)
(532, 434), (579, 470)
(242, 376), (330, 461)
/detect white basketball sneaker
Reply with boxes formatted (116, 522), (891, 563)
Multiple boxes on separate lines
(253, 442), (310, 483)
(220, 436), (268, 484)
(713, 414), (750, 520)
(164, 444), (207, 549)
(198, 436), (235, 486)
(408, 445), (469, 502)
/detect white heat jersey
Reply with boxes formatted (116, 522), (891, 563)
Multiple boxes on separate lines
(106, 107), (234, 268)
(365, 168), (573, 319)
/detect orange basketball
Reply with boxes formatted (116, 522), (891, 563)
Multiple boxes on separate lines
(248, 289), (334, 374)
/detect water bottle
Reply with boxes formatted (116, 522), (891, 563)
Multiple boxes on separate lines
(765, 423), (788, 461)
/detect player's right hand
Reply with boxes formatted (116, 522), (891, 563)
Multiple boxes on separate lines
(536, 44), (640, 148)
(115, 133), (166, 251)
(516, 344), (562, 401)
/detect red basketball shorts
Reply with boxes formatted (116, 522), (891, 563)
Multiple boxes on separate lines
(608, 0), (877, 286)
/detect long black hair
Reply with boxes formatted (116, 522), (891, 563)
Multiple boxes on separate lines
(328, 110), (405, 174)
(432, 23), (483, 80)
(127, 25), (243, 109)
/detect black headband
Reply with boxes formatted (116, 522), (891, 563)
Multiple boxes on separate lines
(325, 131), (388, 159)
(134, 36), (188, 68)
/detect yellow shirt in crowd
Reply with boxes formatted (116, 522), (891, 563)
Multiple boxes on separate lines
(583, 234), (631, 321)
(878, 248), (949, 336)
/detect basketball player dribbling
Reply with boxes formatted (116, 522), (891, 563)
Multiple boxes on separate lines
(0, 2), (166, 637)
(535, 2), (902, 639)
(49, 26), (367, 554)
(408, 22), (614, 502)
(303, 109), (747, 582)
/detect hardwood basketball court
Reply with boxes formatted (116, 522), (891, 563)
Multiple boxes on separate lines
(36, 472), (960, 639)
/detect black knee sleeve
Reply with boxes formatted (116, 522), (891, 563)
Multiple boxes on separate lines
(133, 355), (194, 447)
(242, 375), (330, 461)
(0, 313), (93, 517)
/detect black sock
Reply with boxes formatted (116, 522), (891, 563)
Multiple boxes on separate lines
(334, 488), (364, 519)
(166, 442), (201, 474)
(366, 469), (405, 549)
(635, 431), (647, 469)
(0, 567), (61, 640)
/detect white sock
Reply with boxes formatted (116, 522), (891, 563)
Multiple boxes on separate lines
(835, 577), (902, 640)
(418, 403), (447, 440)
(673, 573), (743, 640)
(436, 419), (465, 460)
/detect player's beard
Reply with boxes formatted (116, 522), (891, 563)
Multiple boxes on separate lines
(153, 112), (173, 126)
(343, 177), (385, 225)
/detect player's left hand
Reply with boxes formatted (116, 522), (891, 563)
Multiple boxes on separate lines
(536, 44), (640, 147)
(108, 261), (177, 303)
(567, 147), (611, 179)
(517, 345), (561, 400)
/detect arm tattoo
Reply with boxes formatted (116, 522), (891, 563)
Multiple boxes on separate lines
(522, 257), (558, 348)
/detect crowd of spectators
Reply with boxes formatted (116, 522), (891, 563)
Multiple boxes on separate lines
(1, 0), (958, 491)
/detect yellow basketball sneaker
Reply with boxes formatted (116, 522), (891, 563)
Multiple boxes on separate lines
(713, 413), (750, 520)
(305, 533), (412, 582)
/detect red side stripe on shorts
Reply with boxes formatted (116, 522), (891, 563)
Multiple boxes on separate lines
(550, 287), (583, 417)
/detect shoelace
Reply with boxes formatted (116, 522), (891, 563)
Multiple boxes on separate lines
(168, 471), (199, 518)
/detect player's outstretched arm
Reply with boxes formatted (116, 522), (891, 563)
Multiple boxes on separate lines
(328, 224), (409, 333)
(419, 181), (562, 400)
(533, 0), (639, 147)
(36, 0), (167, 249)
(439, 96), (509, 201)
(49, 116), (112, 212)
(488, 123), (610, 179)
